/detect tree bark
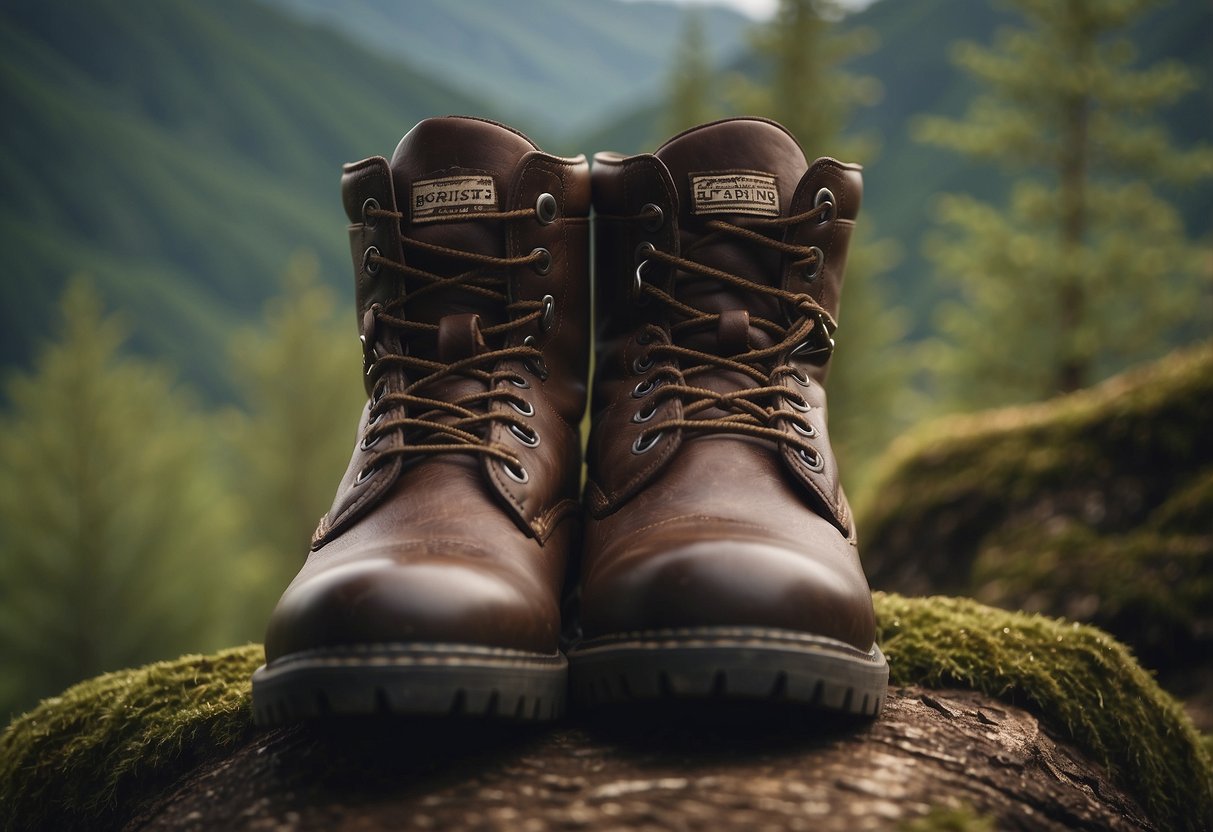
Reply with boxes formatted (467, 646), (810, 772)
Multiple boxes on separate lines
(129, 686), (1152, 831)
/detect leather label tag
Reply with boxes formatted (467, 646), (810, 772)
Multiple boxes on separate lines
(411, 173), (497, 223)
(690, 170), (779, 217)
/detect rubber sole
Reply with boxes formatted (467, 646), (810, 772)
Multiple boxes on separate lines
(251, 643), (567, 725)
(567, 627), (888, 716)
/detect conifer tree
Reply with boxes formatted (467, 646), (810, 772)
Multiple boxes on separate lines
(0, 279), (241, 719)
(221, 253), (365, 623)
(916, 0), (1213, 407)
(730, 0), (909, 489)
(663, 10), (720, 137)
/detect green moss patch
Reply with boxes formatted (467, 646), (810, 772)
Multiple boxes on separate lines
(0, 645), (262, 831)
(3, 598), (1211, 831)
(857, 342), (1213, 668)
(877, 592), (1213, 832)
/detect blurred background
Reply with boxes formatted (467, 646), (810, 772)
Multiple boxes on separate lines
(0, 0), (1209, 722)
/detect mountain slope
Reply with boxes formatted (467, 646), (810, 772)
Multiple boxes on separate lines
(0, 0), (489, 395)
(264, 0), (753, 145)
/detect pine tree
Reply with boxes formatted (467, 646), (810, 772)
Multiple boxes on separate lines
(729, 0), (910, 490)
(663, 10), (720, 138)
(0, 279), (242, 720)
(221, 253), (365, 623)
(916, 0), (1213, 408)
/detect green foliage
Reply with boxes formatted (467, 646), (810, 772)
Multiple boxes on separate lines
(0, 280), (246, 722)
(899, 805), (994, 832)
(915, 0), (1213, 407)
(4, 596), (1210, 831)
(220, 254), (365, 624)
(662, 11), (722, 139)
(858, 341), (1213, 671)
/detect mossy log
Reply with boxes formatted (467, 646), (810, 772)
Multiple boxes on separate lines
(857, 343), (1213, 680)
(2, 596), (1209, 831)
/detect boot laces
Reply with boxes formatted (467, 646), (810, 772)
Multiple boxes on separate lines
(356, 205), (547, 479)
(620, 203), (836, 463)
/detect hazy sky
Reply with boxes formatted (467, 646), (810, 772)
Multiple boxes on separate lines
(622, 0), (878, 20)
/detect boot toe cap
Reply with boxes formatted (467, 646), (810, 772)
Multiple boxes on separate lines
(264, 556), (558, 661)
(579, 536), (876, 651)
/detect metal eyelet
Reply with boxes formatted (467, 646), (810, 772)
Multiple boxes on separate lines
(360, 431), (383, 451)
(362, 245), (381, 276)
(814, 188), (835, 223)
(632, 355), (654, 374)
(793, 421), (818, 438)
(540, 294), (555, 331)
(633, 260), (652, 305)
(355, 462), (379, 484)
(362, 197), (380, 226)
(632, 379), (656, 398)
(522, 335), (549, 380)
(509, 423), (540, 448)
(509, 398), (535, 417)
(508, 375), (530, 389)
(804, 246), (825, 282)
(536, 193), (558, 225)
(798, 447), (825, 472)
(503, 460), (529, 484)
(788, 367), (810, 387)
(632, 403), (657, 423)
(788, 395), (811, 413)
(636, 330), (654, 346)
(640, 203), (664, 232)
(531, 247), (552, 275)
(632, 432), (663, 454)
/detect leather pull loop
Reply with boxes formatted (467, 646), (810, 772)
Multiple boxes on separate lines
(437, 313), (487, 364)
(716, 309), (751, 355)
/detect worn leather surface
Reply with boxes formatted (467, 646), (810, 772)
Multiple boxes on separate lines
(576, 118), (876, 652)
(264, 117), (589, 661)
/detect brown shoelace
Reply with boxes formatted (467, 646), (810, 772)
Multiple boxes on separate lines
(356, 205), (547, 479)
(620, 204), (837, 463)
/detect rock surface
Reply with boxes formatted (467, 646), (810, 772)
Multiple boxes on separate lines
(130, 687), (1150, 832)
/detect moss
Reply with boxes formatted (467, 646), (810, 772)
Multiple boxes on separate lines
(0, 645), (262, 831)
(856, 342), (1213, 667)
(3, 598), (1211, 831)
(899, 805), (995, 832)
(876, 593), (1213, 832)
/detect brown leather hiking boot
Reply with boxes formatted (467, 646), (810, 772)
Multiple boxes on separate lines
(566, 118), (888, 715)
(252, 117), (590, 723)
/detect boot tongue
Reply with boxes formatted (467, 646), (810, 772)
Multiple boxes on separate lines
(388, 117), (538, 357)
(654, 119), (809, 352)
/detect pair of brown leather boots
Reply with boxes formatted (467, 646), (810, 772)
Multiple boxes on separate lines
(251, 115), (888, 724)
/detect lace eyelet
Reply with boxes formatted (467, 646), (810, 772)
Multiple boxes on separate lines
(792, 421), (817, 438)
(788, 395), (811, 413)
(640, 203), (664, 232)
(503, 460), (529, 484)
(788, 367), (810, 387)
(362, 245), (381, 276)
(509, 423), (540, 447)
(632, 355), (654, 374)
(814, 188), (835, 223)
(522, 335), (549, 380)
(632, 403), (657, 423)
(360, 431), (383, 451)
(509, 398), (535, 417)
(797, 447), (825, 472)
(632, 431), (663, 454)
(361, 197), (380, 227)
(540, 294), (555, 331)
(536, 193), (558, 225)
(632, 379), (656, 398)
(531, 247), (552, 275)
(508, 375), (530, 389)
(803, 246), (825, 282)
(355, 462), (380, 484)
(636, 330), (654, 346)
